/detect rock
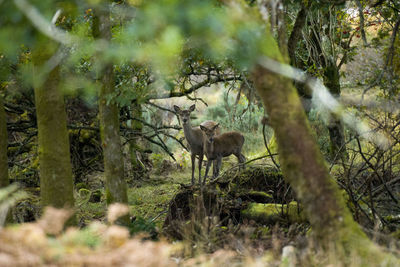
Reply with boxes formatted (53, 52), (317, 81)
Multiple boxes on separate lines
(281, 245), (297, 267)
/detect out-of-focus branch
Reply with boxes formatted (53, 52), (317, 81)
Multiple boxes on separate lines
(13, 0), (74, 45)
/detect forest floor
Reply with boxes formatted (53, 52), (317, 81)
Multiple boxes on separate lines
(76, 157), (248, 229)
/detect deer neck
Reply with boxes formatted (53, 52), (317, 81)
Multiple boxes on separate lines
(204, 140), (215, 156)
(182, 122), (198, 146)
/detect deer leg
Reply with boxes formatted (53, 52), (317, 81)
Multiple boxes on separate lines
(240, 154), (246, 170)
(198, 153), (203, 185)
(203, 160), (212, 185)
(235, 153), (245, 170)
(212, 159), (217, 178)
(191, 154), (196, 185)
(215, 157), (222, 178)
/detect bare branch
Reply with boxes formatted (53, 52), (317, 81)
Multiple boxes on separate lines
(148, 76), (240, 99)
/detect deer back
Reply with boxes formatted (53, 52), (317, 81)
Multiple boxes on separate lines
(213, 131), (244, 157)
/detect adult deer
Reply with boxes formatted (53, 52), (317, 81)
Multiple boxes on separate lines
(200, 123), (245, 184)
(174, 104), (220, 185)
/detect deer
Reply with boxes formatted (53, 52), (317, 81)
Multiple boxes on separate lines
(174, 104), (220, 185)
(200, 123), (245, 184)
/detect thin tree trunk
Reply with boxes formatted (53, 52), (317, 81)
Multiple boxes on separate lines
(0, 94), (13, 223)
(323, 61), (348, 162)
(287, 4), (312, 111)
(32, 44), (75, 212)
(251, 51), (397, 263)
(355, 0), (368, 46)
(92, 8), (128, 205)
(130, 102), (145, 175)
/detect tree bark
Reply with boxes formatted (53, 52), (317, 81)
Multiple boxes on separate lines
(32, 43), (75, 212)
(286, 4), (312, 110)
(129, 102), (145, 175)
(323, 60), (348, 162)
(251, 45), (397, 263)
(93, 7), (128, 205)
(0, 93), (13, 223)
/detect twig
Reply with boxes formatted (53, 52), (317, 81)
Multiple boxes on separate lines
(262, 122), (280, 169)
(356, 138), (398, 204)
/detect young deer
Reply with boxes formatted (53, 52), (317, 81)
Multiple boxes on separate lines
(174, 104), (220, 185)
(200, 124), (245, 183)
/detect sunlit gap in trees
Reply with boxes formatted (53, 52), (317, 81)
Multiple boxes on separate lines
(258, 56), (390, 150)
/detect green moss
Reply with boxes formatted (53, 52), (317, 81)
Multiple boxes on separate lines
(105, 189), (113, 204)
(78, 188), (91, 198)
(128, 183), (180, 227)
(241, 202), (306, 224)
(76, 183), (88, 191)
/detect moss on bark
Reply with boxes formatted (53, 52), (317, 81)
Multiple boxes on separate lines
(323, 61), (348, 161)
(32, 42), (74, 212)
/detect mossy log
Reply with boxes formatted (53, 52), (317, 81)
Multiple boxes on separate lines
(163, 166), (294, 239)
(241, 202), (306, 225)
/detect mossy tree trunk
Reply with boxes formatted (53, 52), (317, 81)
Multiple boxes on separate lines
(92, 7), (128, 205)
(0, 93), (13, 223)
(307, 8), (348, 162)
(323, 60), (348, 162)
(0, 94), (9, 189)
(32, 42), (75, 211)
(251, 44), (397, 263)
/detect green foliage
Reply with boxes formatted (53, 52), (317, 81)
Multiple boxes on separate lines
(149, 153), (164, 174)
(0, 184), (28, 224)
(128, 216), (157, 239)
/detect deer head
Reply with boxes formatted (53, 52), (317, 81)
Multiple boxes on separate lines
(174, 104), (195, 125)
(200, 123), (220, 143)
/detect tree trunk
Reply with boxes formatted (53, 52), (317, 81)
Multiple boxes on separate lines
(251, 50), (397, 263)
(32, 43), (75, 212)
(93, 8), (128, 205)
(129, 102), (145, 175)
(0, 94), (8, 189)
(0, 94), (13, 223)
(323, 61), (348, 162)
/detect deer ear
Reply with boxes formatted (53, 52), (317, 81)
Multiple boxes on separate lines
(189, 104), (196, 112)
(212, 123), (219, 130)
(173, 105), (181, 113)
(200, 125), (207, 132)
